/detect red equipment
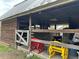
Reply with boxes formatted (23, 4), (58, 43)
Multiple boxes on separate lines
(31, 38), (44, 53)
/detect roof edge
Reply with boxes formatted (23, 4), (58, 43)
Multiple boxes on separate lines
(1, 0), (76, 21)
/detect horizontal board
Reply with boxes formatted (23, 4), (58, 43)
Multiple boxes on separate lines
(32, 29), (79, 33)
(32, 39), (79, 50)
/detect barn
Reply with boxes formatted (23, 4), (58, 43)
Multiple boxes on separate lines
(0, 0), (79, 59)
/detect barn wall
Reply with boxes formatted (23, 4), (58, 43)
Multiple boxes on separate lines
(0, 21), (1, 40)
(1, 18), (17, 46)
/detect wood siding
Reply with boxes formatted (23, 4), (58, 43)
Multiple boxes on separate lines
(1, 18), (17, 46)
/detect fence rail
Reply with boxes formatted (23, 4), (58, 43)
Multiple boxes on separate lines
(15, 29), (79, 50)
(32, 39), (79, 50)
(32, 29), (79, 33)
(15, 30), (29, 46)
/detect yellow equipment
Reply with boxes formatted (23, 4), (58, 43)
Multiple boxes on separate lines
(48, 36), (68, 59)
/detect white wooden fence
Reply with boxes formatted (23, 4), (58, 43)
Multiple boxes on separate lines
(15, 30), (29, 46)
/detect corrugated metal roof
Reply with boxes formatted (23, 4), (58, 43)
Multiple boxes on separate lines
(0, 0), (76, 21)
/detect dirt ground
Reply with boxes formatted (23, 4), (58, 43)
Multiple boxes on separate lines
(0, 51), (27, 59)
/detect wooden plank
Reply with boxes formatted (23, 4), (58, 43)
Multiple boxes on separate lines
(27, 31), (30, 46)
(28, 15), (32, 51)
(32, 39), (79, 50)
(32, 29), (79, 33)
(16, 41), (27, 46)
(16, 30), (28, 32)
(15, 30), (17, 49)
(19, 32), (23, 42)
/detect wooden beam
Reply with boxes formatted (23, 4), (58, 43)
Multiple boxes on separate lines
(32, 29), (79, 33)
(16, 30), (28, 32)
(28, 15), (32, 51)
(16, 41), (27, 46)
(15, 30), (17, 49)
(32, 39), (79, 50)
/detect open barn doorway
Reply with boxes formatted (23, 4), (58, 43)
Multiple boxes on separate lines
(15, 2), (79, 58)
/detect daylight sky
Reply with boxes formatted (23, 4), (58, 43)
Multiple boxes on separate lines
(0, 0), (24, 16)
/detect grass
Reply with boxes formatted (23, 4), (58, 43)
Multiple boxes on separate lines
(0, 44), (14, 52)
(28, 55), (42, 59)
(0, 44), (42, 59)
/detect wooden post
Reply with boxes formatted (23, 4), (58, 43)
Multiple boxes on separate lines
(28, 15), (32, 52)
(15, 30), (17, 49)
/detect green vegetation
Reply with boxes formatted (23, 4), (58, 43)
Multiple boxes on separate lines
(0, 44), (42, 59)
(0, 44), (14, 52)
(28, 55), (42, 59)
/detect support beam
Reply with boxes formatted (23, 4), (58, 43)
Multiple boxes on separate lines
(32, 29), (79, 33)
(15, 30), (17, 49)
(28, 15), (32, 51)
(32, 39), (79, 50)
